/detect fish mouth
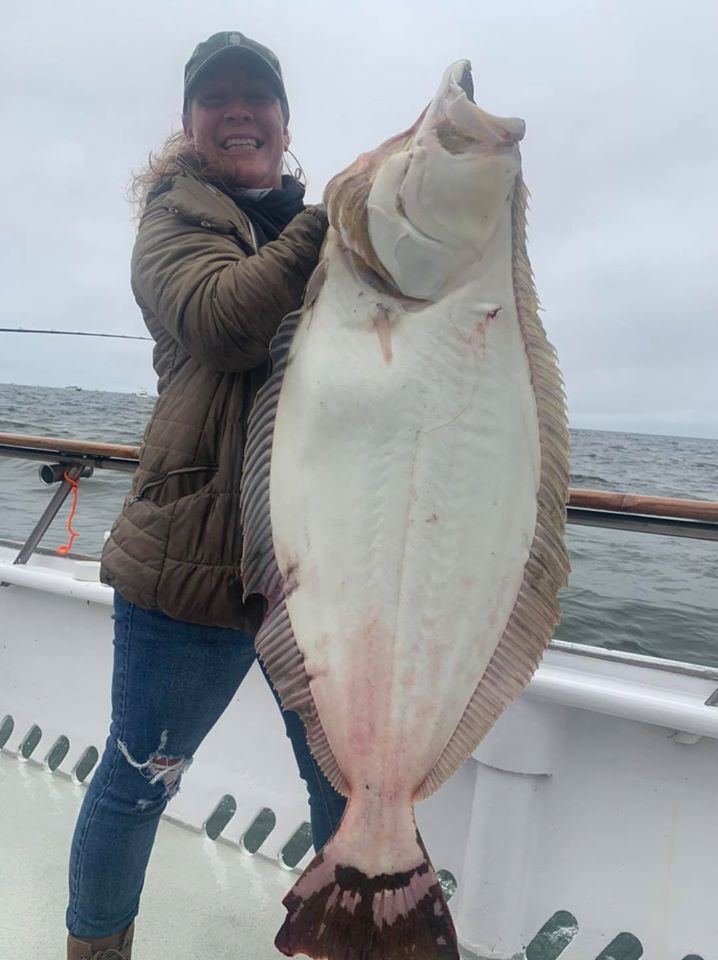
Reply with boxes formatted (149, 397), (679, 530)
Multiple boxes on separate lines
(323, 59), (526, 295)
(418, 61), (525, 154)
(456, 62), (475, 104)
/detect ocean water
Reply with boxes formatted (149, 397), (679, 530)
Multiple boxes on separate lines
(1, 383), (716, 667)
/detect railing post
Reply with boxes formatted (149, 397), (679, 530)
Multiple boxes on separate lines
(12, 464), (85, 566)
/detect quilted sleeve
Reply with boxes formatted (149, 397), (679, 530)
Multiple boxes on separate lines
(132, 201), (327, 372)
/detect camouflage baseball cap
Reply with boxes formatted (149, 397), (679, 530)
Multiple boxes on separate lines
(183, 31), (289, 123)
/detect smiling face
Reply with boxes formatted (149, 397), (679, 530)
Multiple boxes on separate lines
(183, 55), (289, 189)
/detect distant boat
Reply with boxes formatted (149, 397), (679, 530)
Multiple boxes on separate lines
(64, 386), (82, 392)
(136, 388), (149, 397)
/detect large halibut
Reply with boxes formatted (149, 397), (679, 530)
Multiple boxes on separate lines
(241, 60), (570, 960)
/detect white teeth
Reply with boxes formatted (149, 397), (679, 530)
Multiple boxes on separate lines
(223, 137), (260, 149)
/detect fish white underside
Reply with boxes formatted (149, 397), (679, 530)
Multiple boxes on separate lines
(269, 222), (541, 803)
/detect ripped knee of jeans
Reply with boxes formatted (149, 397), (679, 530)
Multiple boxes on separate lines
(116, 729), (193, 799)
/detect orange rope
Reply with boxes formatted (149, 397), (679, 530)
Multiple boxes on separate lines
(56, 471), (80, 555)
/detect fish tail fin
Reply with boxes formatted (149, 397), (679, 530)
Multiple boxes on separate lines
(275, 803), (458, 960)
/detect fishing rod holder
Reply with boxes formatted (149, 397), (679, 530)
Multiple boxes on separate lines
(7, 459), (98, 567)
(9, 463), (88, 567)
(38, 462), (94, 485)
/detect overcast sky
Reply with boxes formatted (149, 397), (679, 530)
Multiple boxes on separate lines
(1, 0), (716, 437)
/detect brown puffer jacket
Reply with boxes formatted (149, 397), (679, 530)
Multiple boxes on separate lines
(100, 171), (327, 630)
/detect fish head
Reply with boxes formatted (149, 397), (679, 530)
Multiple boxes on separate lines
(325, 61), (525, 300)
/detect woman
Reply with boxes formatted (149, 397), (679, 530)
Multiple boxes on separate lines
(66, 31), (346, 960)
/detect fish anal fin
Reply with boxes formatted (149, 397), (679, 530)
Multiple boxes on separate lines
(255, 600), (348, 796)
(416, 177), (570, 800)
(240, 307), (348, 796)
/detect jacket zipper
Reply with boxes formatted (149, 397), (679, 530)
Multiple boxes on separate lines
(128, 464), (217, 504)
(199, 182), (260, 254)
(247, 218), (259, 254)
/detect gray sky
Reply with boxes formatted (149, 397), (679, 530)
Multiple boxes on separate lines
(1, 0), (716, 437)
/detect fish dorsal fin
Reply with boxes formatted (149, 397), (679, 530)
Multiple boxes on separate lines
(241, 303), (349, 796)
(416, 178), (570, 800)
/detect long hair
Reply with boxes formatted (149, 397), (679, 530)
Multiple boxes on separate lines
(129, 130), (237, 219)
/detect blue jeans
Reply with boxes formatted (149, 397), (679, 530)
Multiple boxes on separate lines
(66, 592), (346, 938)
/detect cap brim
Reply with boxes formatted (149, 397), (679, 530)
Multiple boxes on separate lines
(184, 45), (286, 107)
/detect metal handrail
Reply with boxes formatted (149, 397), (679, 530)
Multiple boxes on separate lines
(0, 432), (139, 473)
(1, 432), (717, 559)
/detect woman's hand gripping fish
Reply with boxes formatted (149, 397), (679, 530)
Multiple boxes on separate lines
(241, 59), (570, 960)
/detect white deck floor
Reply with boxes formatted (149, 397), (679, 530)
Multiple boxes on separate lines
(0, 752), (300, 959)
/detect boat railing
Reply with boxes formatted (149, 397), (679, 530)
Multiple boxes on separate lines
(1, 430), (717, 567)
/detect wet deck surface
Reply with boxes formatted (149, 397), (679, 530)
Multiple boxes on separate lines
(0, 751), (297, 958)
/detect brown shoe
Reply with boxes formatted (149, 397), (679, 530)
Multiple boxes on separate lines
(67, 922), (134, 959)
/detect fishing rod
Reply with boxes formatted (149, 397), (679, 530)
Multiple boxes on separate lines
(0, 327), (152, 341)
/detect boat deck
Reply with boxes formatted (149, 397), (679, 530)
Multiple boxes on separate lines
(0, 752), (298, 959)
